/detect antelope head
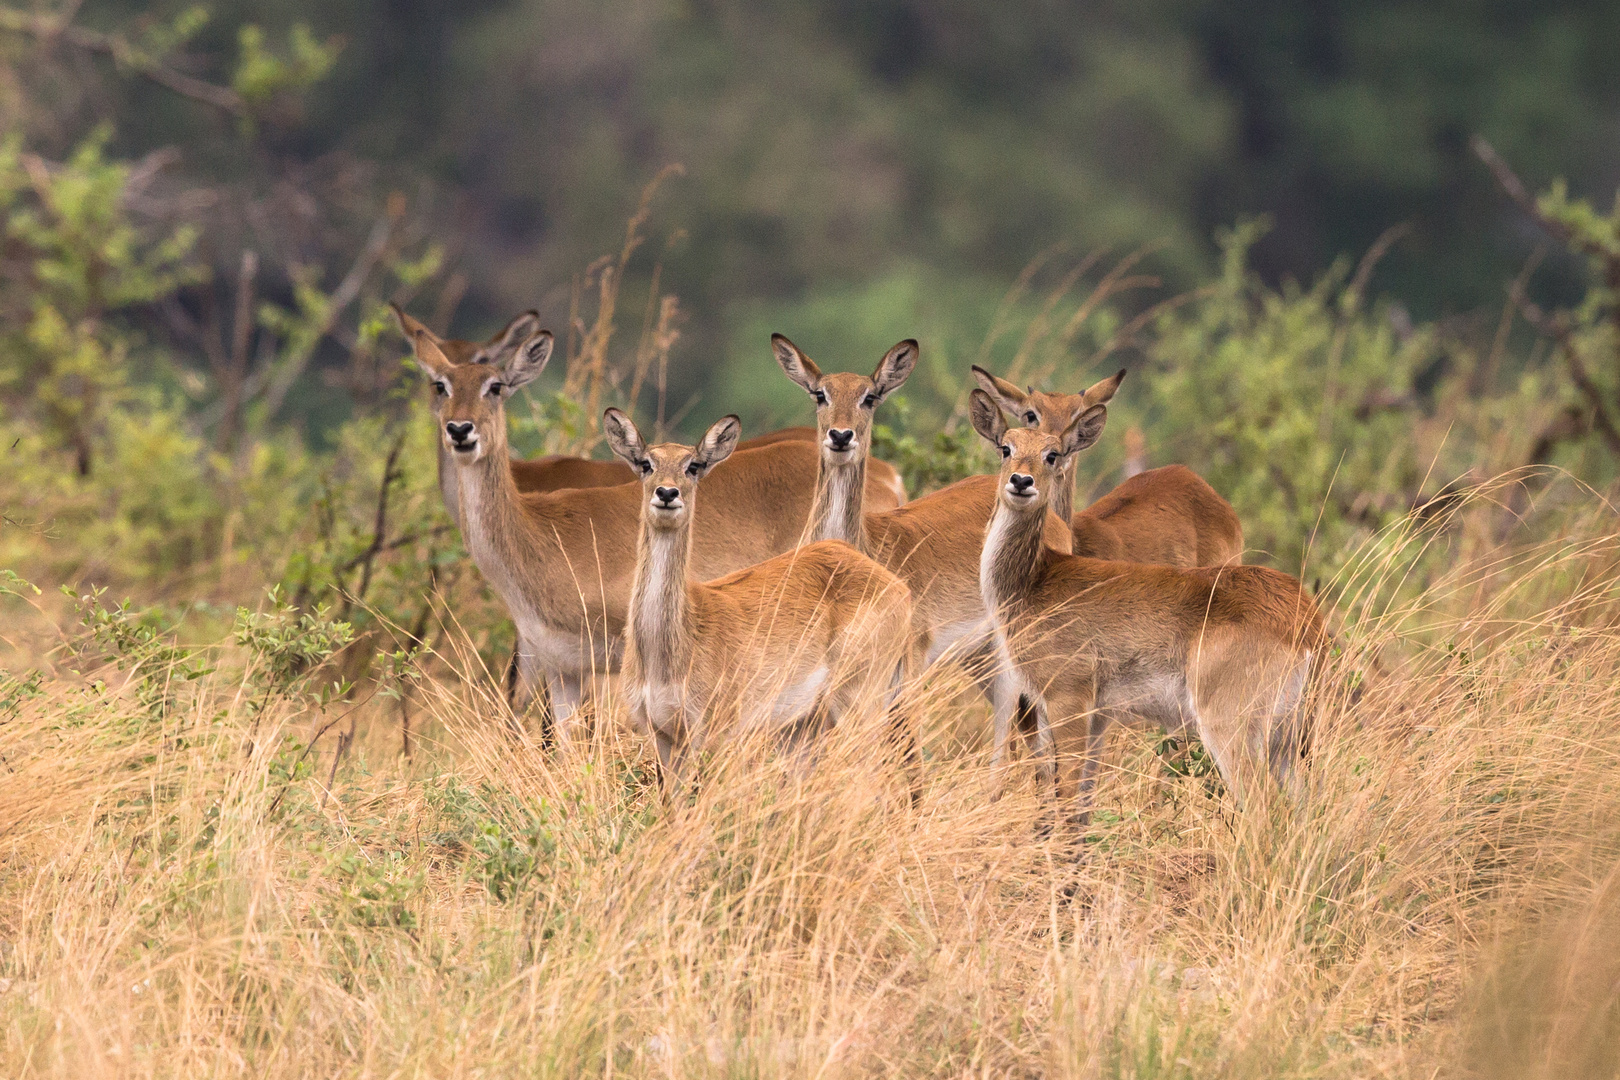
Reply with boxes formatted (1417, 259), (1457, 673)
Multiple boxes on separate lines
(773, 334), (918, 467)
(401, 319), (554, 465)
(969, 365), (1123, 520)
(968, 388), (1107, 516)
(969, 365), (1124, 435)
(603, 409), (742, 529)
(391, 303), (541, 367)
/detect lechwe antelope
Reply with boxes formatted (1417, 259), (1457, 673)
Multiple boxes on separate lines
(968, 388), (1326, 824)
(391, 306), (905, 528)
(770, 334), (1072, 711)
(404, 325), (897, 741)
(970, 365), (1242, 566)
(602, 409), (915, 797)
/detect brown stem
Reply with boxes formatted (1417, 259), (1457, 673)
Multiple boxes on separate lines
(349, 433), (407, 610)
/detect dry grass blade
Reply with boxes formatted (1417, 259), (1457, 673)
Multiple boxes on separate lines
(1, 474), (1619, 1076)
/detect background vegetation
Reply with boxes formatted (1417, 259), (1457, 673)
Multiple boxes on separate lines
(2, 1), (1620, 1075)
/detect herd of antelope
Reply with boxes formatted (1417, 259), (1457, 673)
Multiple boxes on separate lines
(394, 303), (1327, 832)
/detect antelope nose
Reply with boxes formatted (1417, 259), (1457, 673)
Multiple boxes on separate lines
(827, 428), (855, 450)
(445, 421), (475, 443)
(1009, 473), (1035, 494)
(653, 486), (680, 507)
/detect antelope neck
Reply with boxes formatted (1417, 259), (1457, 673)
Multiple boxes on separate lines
(1051, 456), (1077, 525)
(437, 442), (466, 529)
(980, 493), (1049, 620)
(811, 453), (870, 551)
(450, 425), (526, 579)
(630, 507), (693, 684)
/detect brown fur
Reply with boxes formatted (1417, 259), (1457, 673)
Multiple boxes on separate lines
(392, 308), (905, 516)
(971, 365), (1243, 565)
(604, 410), (914, 797)
(969, 389), (1326, 827)
(398, 311), (897, 741)
(772, 335), (1072, 674)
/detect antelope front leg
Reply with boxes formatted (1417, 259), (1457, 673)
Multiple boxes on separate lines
(506, 637), (554, 745)
(544, 671), (586, 753)
(1043, 685), (1099, 848)
(652, 727), (690, 807)
(988, 670), (1022, 801)
(1067, 710), (1114, 834)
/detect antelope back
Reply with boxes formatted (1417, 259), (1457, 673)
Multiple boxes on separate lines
(972, 363), (1242, 564)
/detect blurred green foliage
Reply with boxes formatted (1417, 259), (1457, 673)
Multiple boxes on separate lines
(0, 127), (201, 475)
(0, 0), (1617, 700)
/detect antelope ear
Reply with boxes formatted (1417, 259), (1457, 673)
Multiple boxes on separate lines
(405, 326), (454, 378)
(871, 339), (919, 400)
(693, 414), (742, 474)
(476, 310), (543, 365)
(970, 366), (1027, 414)
(1061, 403), (1108, 455)
(602, 408), (647, 467)
(968, 388), (1008, 446)
(390, 303), (436, 343)
(502, 331), (554, 389)
(1081, 368), (1126, 407)
(772, 334), (824, 394)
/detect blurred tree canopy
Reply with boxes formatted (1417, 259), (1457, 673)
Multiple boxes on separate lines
(2, 0), (1614, 426)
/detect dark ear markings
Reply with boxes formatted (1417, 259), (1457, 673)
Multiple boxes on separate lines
(502, 330), (554, 389)
(772, 333), (823, 391)
(602, 407), (647, 465)
(1063, 402), (1108, 454)
(968, 388), (1009, 445)
(872, 338), (919, 397)
(969, 365), (1026, 412)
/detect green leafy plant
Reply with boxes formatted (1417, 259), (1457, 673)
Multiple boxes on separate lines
(0, 128), (201, 476)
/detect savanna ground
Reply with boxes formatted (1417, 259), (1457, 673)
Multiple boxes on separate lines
(3, 463), (1620, 1079)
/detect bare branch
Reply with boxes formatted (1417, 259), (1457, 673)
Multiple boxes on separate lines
(1471, 136), (1608, 260)
(0, 6), (245, 116)
(1515, 294), (1620, 458)
(260, 196), (403, 421)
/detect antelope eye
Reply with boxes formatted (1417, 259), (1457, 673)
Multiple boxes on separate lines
(638, 460), (653, 476)
(1044, 450), (1060, 466)
(861, 393), (878, 408)
(1025, 411), (1038, 424)
(813, 389), (828, 406)
(999, 444), (1011, 459)
(485, 382), (505, 397)
(684, 462), (702, 478)
(431, 381), (448, 397)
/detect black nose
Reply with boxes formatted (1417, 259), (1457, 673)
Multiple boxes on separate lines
(1009, 473), (1035, 493)
(445, 421), (474, 443)
(654, 486), (680, 506)
(827, 428), (855, 449)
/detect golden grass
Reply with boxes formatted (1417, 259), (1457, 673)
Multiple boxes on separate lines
(2, 481), (1619, 1077)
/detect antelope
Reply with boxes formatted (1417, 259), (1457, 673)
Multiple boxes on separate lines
(970, 365), (1243, 566)
(968, 388), (1325, 825)
(391, 306), (905, 528)
(770, 334), (1072, 718)
(402, 324), (899, 742)
(602, 409), (914, 796)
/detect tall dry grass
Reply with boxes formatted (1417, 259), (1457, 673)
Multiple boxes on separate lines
(1, 475), (1618, 1078)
